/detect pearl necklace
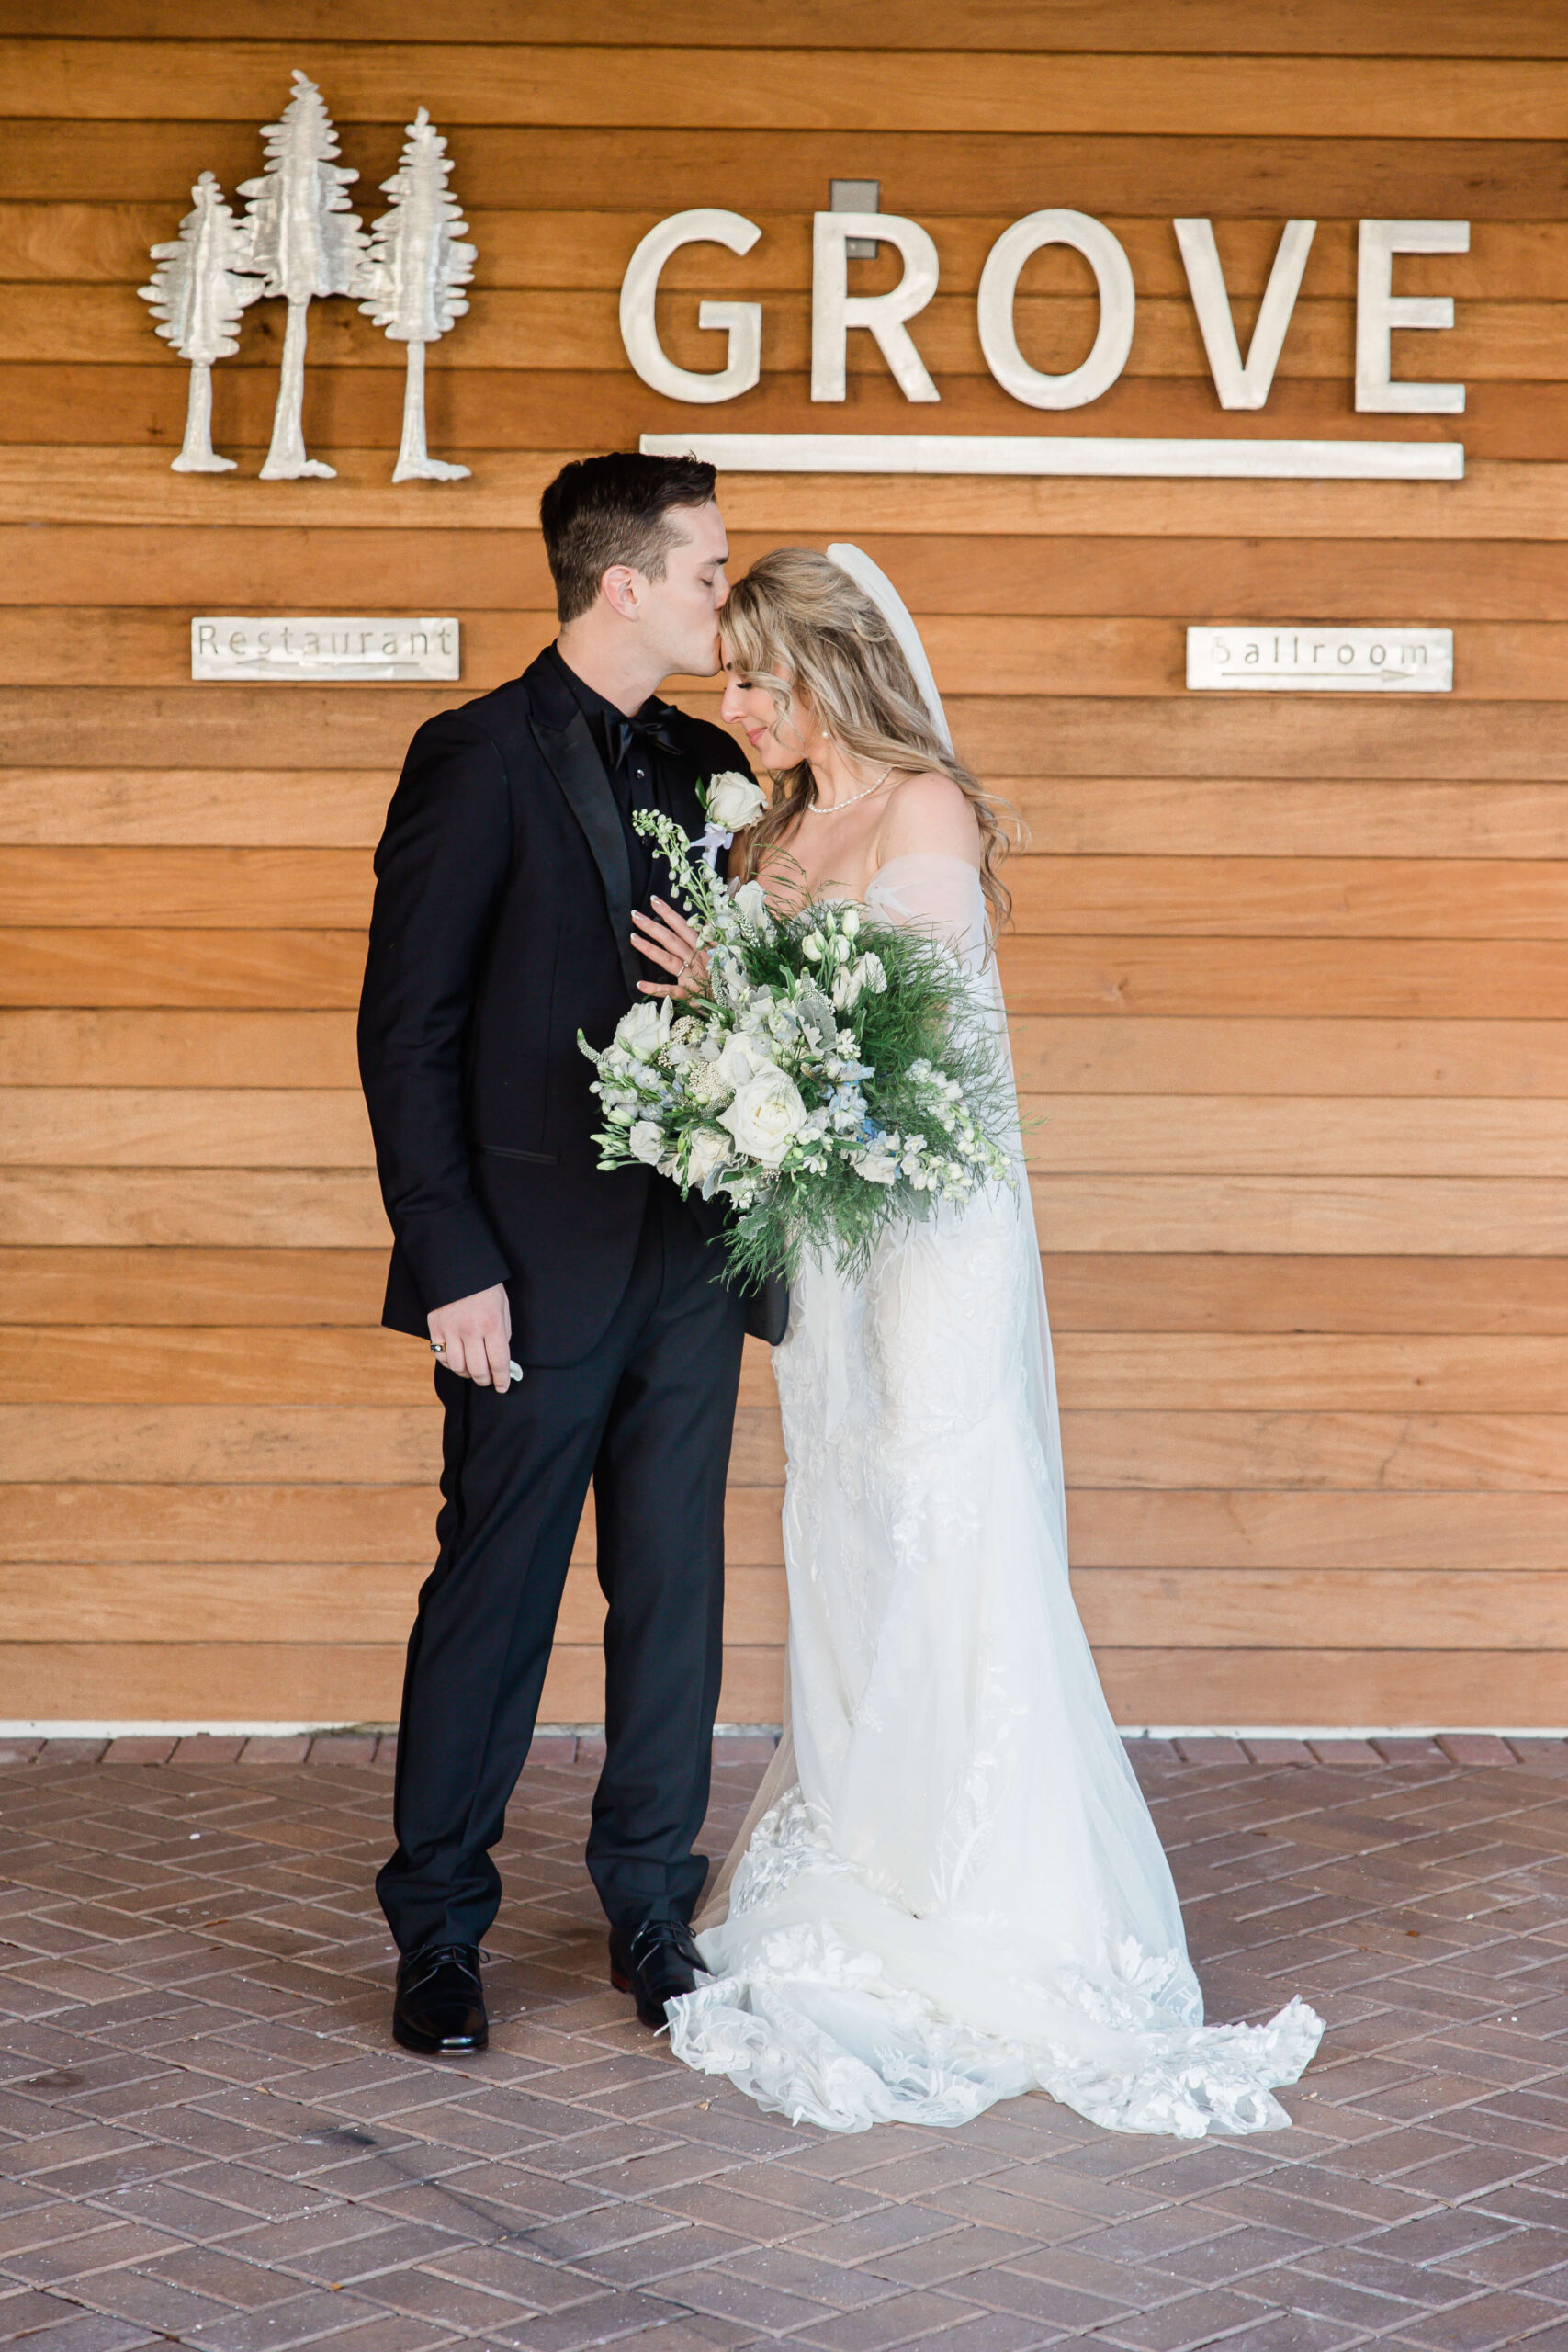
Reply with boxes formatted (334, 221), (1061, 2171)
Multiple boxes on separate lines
(803, 763), (895, 814)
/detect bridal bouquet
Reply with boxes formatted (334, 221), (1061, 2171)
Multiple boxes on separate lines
(579, 781), (1013, 1288)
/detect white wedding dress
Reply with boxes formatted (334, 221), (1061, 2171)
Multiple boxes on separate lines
(667, 853), (1323, 2136)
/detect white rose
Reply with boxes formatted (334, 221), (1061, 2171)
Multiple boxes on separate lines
(686, 1126), (732, 1188)
(705, 770), (767, 831)
(719, 1063), (807, 1168)
(716, 1032), (761, 1091)
(628, 1120), (666, 1165)
(614, 1000), (670, 1061)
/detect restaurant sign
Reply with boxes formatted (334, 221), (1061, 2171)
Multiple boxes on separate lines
(192, 616), (460, 681)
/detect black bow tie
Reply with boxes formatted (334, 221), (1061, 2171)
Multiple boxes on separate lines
(604, 708), (684, 773)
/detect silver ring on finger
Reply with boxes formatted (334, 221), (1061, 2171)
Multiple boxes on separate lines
(430, 1340), (446, 1356)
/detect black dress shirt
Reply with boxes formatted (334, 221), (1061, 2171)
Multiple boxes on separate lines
(545, 643), (698, 914)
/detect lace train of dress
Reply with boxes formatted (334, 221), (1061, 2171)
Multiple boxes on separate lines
(668, 855), (1323, 2135)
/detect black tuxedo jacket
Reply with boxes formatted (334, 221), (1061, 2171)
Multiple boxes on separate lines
(358, 648), (785, 1363)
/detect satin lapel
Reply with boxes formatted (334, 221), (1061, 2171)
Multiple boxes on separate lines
(531, 708), (640, 997)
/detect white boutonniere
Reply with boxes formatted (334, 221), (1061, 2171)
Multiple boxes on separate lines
(695, 770), (767, 870)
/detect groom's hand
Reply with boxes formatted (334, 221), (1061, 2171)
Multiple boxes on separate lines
(428, 1283), (514, 1391)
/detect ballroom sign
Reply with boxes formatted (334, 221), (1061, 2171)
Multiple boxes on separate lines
(629, 203), (1470, 480)
(1186, 626), (1453, 692)
(192, 616), (460, 681)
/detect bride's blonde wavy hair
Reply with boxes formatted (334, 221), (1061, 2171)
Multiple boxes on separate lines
(722, 548), (1016, 933)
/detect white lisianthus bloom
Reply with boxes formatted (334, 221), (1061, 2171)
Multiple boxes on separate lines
(851, 1148), (900, 1184)
(830, 954), (885, 1011)
(729, 877), (773, 936)
(840, 906), (861, 937)
(628, 1120), (666, 1165)
(614, 1000), (671, 1060)
(685, 1126), (732, 1188)
(718, 1063), (807, 1168)
(705, 770), (767, 830)
(716, 1032), (761, 1091)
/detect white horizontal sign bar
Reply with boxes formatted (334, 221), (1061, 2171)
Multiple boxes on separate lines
(192, 616), (461, 683)
(639, 433), (1464, 481)
(1188, 624), (1453, 693)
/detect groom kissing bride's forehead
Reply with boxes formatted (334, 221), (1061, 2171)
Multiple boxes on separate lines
(358, 450), (780, 2058)
(358, 450), (1323, 2138)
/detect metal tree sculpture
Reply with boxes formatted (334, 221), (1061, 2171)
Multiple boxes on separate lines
(239, 71), (367, 480)
(139, 172), (262, 472)
(355, 107), (476, 481)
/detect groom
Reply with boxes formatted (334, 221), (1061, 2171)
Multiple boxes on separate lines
(358, 451), (777, 2055)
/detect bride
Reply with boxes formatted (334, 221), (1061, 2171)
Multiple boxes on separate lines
(630, 546), (1323, 2138)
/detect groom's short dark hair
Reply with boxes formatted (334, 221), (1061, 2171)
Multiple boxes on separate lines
(539, 451), (719, 624)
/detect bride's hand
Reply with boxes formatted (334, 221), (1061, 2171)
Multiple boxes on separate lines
(631, 898), (710, 999)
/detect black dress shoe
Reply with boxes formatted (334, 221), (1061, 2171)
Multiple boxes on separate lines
(608, 1917), (706, 2029)
(392, 1941), (487, 2054)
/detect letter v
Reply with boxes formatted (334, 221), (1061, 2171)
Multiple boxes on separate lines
(1174, 219), (1315, 411)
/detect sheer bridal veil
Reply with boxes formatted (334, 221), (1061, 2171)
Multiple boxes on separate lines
(825, 542), (953, 752)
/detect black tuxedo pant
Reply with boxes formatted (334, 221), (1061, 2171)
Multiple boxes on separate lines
(377, 1180), (748, 1955)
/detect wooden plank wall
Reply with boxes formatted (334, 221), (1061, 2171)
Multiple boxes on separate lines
(3, 1), (1566, 1729)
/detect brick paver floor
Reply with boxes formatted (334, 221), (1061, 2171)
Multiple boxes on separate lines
(1, 1731), (1566, 2352)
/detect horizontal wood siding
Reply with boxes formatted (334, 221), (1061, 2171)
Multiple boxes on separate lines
(3, 3), (1563, 1729)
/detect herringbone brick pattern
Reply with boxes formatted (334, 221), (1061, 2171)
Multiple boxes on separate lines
(1, 1734), (1566, 2351)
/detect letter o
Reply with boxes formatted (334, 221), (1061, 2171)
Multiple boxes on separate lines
(1370, 644), (1386, 664)
(976, 209), (1135, 410)
(1338, 643), (1355, 663)
(619, 209), (762, 403)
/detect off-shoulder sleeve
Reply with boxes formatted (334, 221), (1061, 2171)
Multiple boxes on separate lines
(863, 852), (990, 970)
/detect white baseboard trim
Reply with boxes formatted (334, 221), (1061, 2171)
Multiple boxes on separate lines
(0, 1721), (351, 1739)
(0, 1719), (785, 1740)
(4, 1720), (1563, 1743)
(1122, 1724), (1568, 1740)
